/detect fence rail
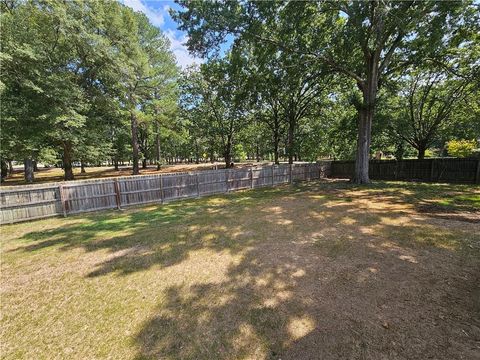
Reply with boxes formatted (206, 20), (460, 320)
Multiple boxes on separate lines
(330, 158), (480, 184)
(0, 162), (331, 224)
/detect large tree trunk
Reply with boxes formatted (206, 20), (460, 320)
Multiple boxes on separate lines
(225, 152), (232, 168)
(114, 158), (119, 171)
(352, 62), (377, 184)
(210, 149), (215, 163)
(8, 160), (13, 175)
(1, 159), (8, 182)
(194, 140), (200, 164)
(130, 111), (140, 175)
(80, 160), (86, 173)
(142, 158), (147, 169)
(24, 158), (34, 183)
(395, 141), (405, 161)
(273, 128), (280, 165)
(353, 108), (372, 184)
(287, 116), (295, 164)
(63, 142), (74, 181)
(224, 138), (232, 168)
(155, 121), (162, 170)
(417, 146), (426, 160)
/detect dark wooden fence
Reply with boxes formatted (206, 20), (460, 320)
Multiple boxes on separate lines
(331, 158), (480, 184)
(0, 162), (331, 224)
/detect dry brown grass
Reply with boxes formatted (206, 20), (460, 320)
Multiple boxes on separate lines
(1, 180), (479, 359)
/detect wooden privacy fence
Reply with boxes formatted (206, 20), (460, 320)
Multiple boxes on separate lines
(331, 158), (480, 184)
(0, 162), (331, 224)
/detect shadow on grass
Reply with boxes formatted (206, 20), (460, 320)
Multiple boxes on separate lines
(11, 185), (303, 276)
(9, 180), (480, 359)
(131, 189), (479, 359)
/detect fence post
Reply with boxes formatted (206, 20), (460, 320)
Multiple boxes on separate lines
(225, 169), (229, 192)
(114, 179), (122, 210)
(59, 184), (67, 217)
(160, 174), (164, 203)
(476, 160), (480, 184)
(271, 165), (275, 186)
(250, 167), (253, 188)
(290, 164), (293, 183)
(196, 173), (200, 197)
(430, 159), (435, 182)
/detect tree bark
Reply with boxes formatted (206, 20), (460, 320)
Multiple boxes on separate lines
(273, 128), (280, 165)
(417, 146), (426, 160)
(287, 115), (295, 164)
(80, 161), (86, 173)
(24, 158), (34, 183)
(194, 140), (200, 164)
(155, 121), (162, 170)
(142, 158), (147, 169)
(33, 160), (39, 172)
(352, 61), (377, 184)
(63, 142), (74, 181)
(1, 160), (8, 182)
(210, 147), (215, 163)
(353, 108), (372, 183)
(395, 141), (404, 160)
(130, 110), (140, 175)
(8, 160), (13, 175)
(114, 158), (119, 171)
(224, 138), (232, 168)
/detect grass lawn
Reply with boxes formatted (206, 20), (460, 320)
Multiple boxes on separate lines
(1, 180), (479, 359)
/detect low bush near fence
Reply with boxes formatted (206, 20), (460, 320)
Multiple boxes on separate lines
(0, 163), (330, 224)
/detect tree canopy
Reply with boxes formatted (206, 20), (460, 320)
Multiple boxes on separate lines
(1, 0), (478, 184)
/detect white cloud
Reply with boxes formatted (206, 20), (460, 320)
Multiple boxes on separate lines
(121, 0), (203, 69)
(123, 0), (164, 27)
(165, 30), (204, 69)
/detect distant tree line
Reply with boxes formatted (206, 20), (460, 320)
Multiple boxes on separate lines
(1, 0), (178, 182)
(173, 0), (480, 182)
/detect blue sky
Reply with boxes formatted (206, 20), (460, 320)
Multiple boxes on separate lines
(122, 0), (203, 68)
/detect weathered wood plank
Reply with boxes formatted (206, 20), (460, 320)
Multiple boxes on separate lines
(0, 162), (332, 223)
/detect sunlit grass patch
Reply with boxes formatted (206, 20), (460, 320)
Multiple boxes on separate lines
(437, 193), (480, 209)
(374, 223), (473, 251)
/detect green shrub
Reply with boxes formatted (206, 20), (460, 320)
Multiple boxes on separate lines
(233, 144), (247, 162)
(446, 139), (476, 158)
(424, 149), (435, 158)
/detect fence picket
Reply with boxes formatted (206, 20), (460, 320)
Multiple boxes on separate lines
(330, 158), (477, 183)
(1, 162), (330, 223)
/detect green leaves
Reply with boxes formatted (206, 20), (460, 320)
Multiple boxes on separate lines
(1, 0), (178, 179)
